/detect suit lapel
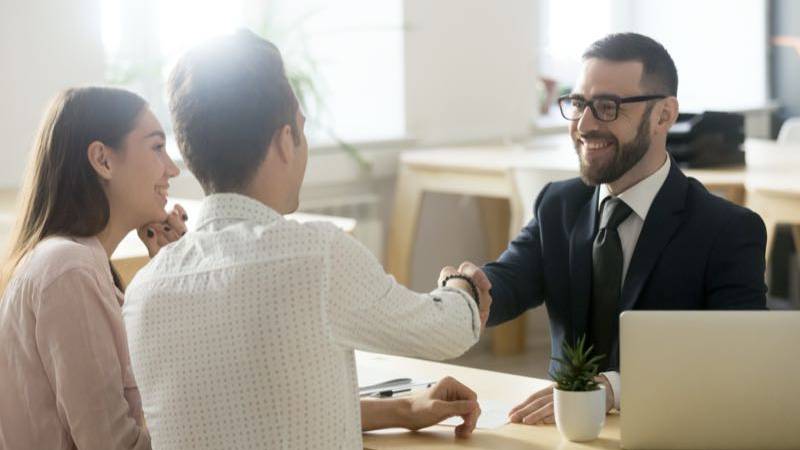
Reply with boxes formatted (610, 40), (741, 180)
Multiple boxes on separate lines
(568, 187), (599, 342)
(620, 160), (689, 311)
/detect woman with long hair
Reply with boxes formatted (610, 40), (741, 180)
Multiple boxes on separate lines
(0, 86), (186, 449)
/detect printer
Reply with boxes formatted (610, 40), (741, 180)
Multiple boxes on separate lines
(667, 111), (746, 168)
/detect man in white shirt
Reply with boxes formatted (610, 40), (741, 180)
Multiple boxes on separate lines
(452, 33), (767, 424)
(123, 30), (491, 450)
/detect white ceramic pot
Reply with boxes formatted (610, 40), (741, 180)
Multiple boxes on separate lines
(553, 385), (606, 442)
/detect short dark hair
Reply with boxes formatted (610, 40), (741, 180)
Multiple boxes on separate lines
(168, 29), (299, 193)
(582, 33), (678, 97)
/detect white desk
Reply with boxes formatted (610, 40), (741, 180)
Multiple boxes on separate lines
(358, 351), (620, 449)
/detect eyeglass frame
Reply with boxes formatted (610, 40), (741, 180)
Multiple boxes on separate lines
(557, 94), (668, 122)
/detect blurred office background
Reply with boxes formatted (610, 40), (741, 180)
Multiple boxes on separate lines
(2, 0), (797, 377)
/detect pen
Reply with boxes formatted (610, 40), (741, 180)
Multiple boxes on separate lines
(374, 381), (435, 398)
(359, 378), (412, 392)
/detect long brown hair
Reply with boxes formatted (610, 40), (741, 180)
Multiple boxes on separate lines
(1, 86), (147, 293)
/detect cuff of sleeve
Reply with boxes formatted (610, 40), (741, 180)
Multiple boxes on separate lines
(436, 286), (481, 339)
(601, 370), (621, 411)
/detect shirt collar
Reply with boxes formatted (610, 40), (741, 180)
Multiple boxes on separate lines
(194, 193), (284, 230)
(598, 155), (671, 221)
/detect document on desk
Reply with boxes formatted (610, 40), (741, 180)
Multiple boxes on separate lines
(357, 364), (510, 429)
(440, 399), (511, 429)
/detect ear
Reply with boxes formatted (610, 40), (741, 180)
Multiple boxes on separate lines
(87, 141), (113, 181)
(272, 124), (296, 165)
(656, 97), (680, 132)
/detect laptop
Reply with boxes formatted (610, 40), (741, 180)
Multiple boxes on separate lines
(620, 311), (800, 450)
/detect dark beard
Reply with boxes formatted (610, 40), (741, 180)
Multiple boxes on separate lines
(575, 108), (652, 186)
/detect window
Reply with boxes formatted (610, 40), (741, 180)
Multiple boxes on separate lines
(537, 0), (768, 118)
(269, 0), (405, 144)
(538, 0), (615, 120)
(101, 0), (405, 157)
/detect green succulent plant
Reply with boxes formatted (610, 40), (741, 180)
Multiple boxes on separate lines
(549, 335), (604, 392)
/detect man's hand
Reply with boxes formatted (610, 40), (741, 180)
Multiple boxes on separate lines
(137, 204), (188, 258)
(508, 375), (614, 425)
(508, 383), (556, 425)
(361, 376), (481, 438)
(405, 376), (481, 438)
(438, 261), (493, 330)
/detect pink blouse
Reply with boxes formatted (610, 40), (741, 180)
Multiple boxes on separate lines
(0, 236), (150, 449)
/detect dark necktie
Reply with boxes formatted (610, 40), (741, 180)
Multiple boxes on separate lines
(590, 196), (633, 370)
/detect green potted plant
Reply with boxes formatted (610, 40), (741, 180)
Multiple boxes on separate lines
(550, 335), (606, 442)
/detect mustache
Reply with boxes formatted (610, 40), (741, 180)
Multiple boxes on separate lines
(576, 131), (619, 143)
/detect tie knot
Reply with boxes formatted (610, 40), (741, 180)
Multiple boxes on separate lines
(599, 197), (632, 230)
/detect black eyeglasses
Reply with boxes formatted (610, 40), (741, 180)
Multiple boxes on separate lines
(557, 94), (667, 122)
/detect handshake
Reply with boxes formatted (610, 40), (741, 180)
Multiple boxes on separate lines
(438, 261), (493, 330)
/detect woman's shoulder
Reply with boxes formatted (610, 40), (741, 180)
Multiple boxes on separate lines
(18, 236), (107, 287)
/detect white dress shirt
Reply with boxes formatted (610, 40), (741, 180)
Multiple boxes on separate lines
(596, 155), (671, 410)
(122, 193), (480, 450)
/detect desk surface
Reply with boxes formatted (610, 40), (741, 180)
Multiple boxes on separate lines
(357, 352), (620, 449)
(398, 137), (800, 190)
(401, 135), (800, 176)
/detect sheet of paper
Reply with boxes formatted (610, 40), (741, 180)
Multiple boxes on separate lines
(357, 367), (410, 389)
(440, 399), (511, 429)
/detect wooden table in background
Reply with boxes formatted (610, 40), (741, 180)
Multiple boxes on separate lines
(358, 351), (620, 450)
(386, 137), (800, 356)
(747, 177), (800, 260)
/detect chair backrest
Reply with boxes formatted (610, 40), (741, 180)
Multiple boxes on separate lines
(777, 117), (800, 144)
(511, 162), (578, 226)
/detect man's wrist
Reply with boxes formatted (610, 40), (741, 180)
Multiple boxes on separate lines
(394, 397), (415, 429)
(361, 397), (412, 431)
(444, 279), (471, 295)
(597, 371), (621, 411)
(442, 275), (479, 304)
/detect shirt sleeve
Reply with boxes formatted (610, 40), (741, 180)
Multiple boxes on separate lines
(34, 268), (150, 450)
(600, 370), (621, 411)
(323, 228), (481, 360)
(482, 183), (551, 326)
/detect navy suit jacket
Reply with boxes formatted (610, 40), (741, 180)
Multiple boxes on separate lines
(483, 161), (767, 372)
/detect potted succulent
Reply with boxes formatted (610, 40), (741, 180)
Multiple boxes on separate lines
(550, 335), (606, 442)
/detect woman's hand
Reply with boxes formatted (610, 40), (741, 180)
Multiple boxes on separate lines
(137, 204), (188, 258)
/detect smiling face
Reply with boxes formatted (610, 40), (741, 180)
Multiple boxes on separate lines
(104, 108), (180, 228)
(569, 58), (659, 186)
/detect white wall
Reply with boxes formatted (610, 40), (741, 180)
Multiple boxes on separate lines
(538, 0), (769, 115)
(402, 0), (541, 291)
(629, 0), (768, 112)
(0, 0), (106, 188)
(404, 0), (539, 144)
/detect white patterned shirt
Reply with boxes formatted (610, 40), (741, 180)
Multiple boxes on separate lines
(122, 193), (480, 450)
